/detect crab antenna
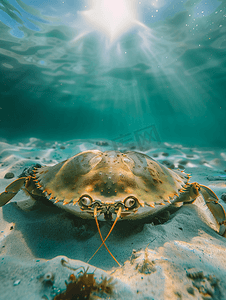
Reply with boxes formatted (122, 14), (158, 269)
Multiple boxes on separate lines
(87, 206), (122, 266)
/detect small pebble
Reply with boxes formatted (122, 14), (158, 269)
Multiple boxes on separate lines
(162, 152), (169, 157)
(187, 286), (195, 295)
(178, 159), (188, 165)
(174, 291), (182, 298)
(178, 164), (184, 169)
(162, 160), (175, 169)
(4, 172), (14, 179)
(13, 280), (21, 286)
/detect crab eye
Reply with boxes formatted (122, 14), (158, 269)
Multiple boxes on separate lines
(79, 195), (92, 206)
(124, 197), (137, 209)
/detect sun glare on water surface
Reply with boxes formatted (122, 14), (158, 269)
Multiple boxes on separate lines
(80, 0), (144, 41)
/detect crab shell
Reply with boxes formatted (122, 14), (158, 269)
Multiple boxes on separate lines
(32, 150), (190, 221)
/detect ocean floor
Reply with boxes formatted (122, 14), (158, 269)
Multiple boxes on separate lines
(0, 138), (226, 300)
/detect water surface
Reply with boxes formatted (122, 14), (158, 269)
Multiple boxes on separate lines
(0, 0), (225, 147)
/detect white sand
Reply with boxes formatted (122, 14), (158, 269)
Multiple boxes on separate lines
(0, 138), (226, 300)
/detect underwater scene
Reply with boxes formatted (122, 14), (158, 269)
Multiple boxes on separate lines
(0, 0), (226, 299)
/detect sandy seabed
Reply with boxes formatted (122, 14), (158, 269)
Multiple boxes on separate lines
(0, 138), (226, 300)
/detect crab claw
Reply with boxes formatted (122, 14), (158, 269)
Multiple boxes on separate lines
(175, 182), (226, 237)
(219, 223), (226, 237)
(0, 177), (27, 207)
(199, 184), (226, 237)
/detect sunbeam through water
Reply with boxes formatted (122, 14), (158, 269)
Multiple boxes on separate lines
(0, 0), (225, 146)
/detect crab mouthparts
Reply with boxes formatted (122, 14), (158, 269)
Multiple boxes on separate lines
(103, 206), (114, 221)
(94, 204), (122, 221)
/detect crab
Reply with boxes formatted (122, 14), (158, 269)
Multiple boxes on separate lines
(0, 150), (226, 266)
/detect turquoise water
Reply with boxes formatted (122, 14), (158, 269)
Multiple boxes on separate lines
(0, 0), (225, 146)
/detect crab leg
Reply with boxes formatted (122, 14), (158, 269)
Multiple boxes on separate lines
(199, 184), (226, 237)
(88, 206), (121, 266)
(0, 177), (27, 207)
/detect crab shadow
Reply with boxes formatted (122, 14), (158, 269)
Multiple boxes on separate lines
(1, 200), (223, 270)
